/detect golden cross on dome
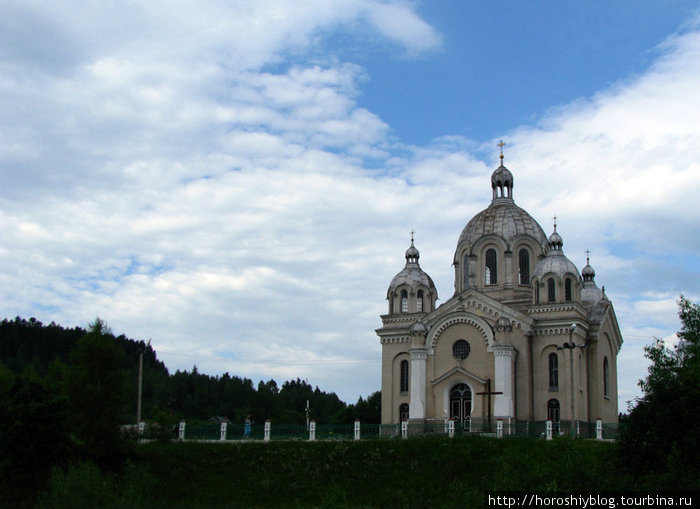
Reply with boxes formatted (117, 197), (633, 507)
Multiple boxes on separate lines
(498, 140), (506, 164)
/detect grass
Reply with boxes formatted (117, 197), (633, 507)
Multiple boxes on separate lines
(37, 436), (631, 508)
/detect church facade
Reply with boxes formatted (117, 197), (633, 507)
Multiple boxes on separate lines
(376, 156), (622, 427)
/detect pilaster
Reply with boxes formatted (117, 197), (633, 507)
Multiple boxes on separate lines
(492, 344), (515, 418)
(409, 348), (428, 420)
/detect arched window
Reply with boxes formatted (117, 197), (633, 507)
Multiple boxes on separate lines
(565, 278), (572, 301)
(603, 357), (609, 397)
(452, 340), (471, 360)
(416, 290), (424, 312)
(400, 290), (408, 313)
(519, 249), (530, 285)
(463, 253), (470, 288)
(400, 360), (409, 393)
(536, 284), (540, 304)
(549, 353), (559, 390)
(547, 399), (560, 423)
(547, 278), (556, 302)
(485, 248), (497, 285)
(399, 403), (409, 422)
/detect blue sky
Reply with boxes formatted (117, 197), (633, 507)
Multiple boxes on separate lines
(1, 1), (699, 411)
(356, 1), (698, 145)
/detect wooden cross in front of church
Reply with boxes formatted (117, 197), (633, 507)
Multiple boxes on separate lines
(476, 378), (502, 429)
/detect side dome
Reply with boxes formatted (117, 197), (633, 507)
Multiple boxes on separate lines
(581, 252), (604, 305)
(387, 238), (437, 314)
(532, 225), (580, 280)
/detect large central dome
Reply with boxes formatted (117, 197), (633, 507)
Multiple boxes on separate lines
(452, 158), (549, 295)
(457, 199), (547, 248)
(457, 163), (547, 250)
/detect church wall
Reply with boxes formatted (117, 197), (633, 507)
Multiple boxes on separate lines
(380, 343), (410, 424)
(428, 322), (493, 420)
(588, 329), (619, 423)
(534, 341), (566, 421)
(513, 337), (532, 421)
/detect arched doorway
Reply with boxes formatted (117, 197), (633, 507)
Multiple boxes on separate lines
(450, 383), (472, 425)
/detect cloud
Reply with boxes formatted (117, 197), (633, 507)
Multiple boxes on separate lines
(1, 3), (698, 407)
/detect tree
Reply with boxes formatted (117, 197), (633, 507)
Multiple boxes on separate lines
(0, 372), (72, 508)
(65, 319), (129, 466)
(620, 296), (700, 488)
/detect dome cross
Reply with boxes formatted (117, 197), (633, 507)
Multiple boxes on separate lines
(498, 140), (506, 165)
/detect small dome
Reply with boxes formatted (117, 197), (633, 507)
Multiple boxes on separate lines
(581, 253), (603, 304)
(548, 230), (563, 250)
(495, 315), (513, 332)
(532, 227), (580, 280)
(582, 252), (596, 282)
(388, 240), (437, 295)
(491, 165), (513, 189)
(410, 321), (428, 335)
(405, 240), (420, 263)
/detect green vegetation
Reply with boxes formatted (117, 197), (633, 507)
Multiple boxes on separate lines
(0, 316), (378, 425)
(1, 297), (699, 507)
(37, 438), (630, 509)
(619, 295), (700, 488)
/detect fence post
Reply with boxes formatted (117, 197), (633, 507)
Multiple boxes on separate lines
(309, 420), (316, 441)
(264, 420), (271, 442)
(401, 420), (408, 439)
(546, 420), (553, 440)
(138, 421), (145, 436)
(220, 422), (227, 441)
(596, 418), (603, 440)
(497, 419), (503, 438)
(178, 420), (186, 441)
(448, 419), (455, 438)
(354, 419), (361, 441)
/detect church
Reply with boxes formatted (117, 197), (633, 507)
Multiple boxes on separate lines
(376, 150), (622, 429)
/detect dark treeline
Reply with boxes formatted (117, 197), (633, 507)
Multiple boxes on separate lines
(0, 316), (380, 426)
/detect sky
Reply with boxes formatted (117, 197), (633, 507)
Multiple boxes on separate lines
(1, 1), (699, 411)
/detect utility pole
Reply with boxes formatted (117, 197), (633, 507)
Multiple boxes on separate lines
(305, 400), (310, 431)
(136, 339), (151, 424)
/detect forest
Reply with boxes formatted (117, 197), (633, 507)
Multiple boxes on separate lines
(0, 316), (380, 426)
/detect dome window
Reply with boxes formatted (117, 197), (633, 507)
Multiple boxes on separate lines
(565, 278), (572, 301)
(547, 278), (556, 302)
(400, 290), (408, 313)
(417, 290), (424, 312)
(452, 340), (471, 360)
(519, 249), (530, 285)
(485, 249), (498, 285)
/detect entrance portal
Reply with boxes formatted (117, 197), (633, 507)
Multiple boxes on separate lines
(450, 383), (472, 425)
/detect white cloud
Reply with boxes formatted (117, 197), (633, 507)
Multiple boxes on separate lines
(0, 3), (698, 408)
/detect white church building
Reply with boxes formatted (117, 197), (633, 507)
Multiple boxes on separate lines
(376, 153), (622, 428)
